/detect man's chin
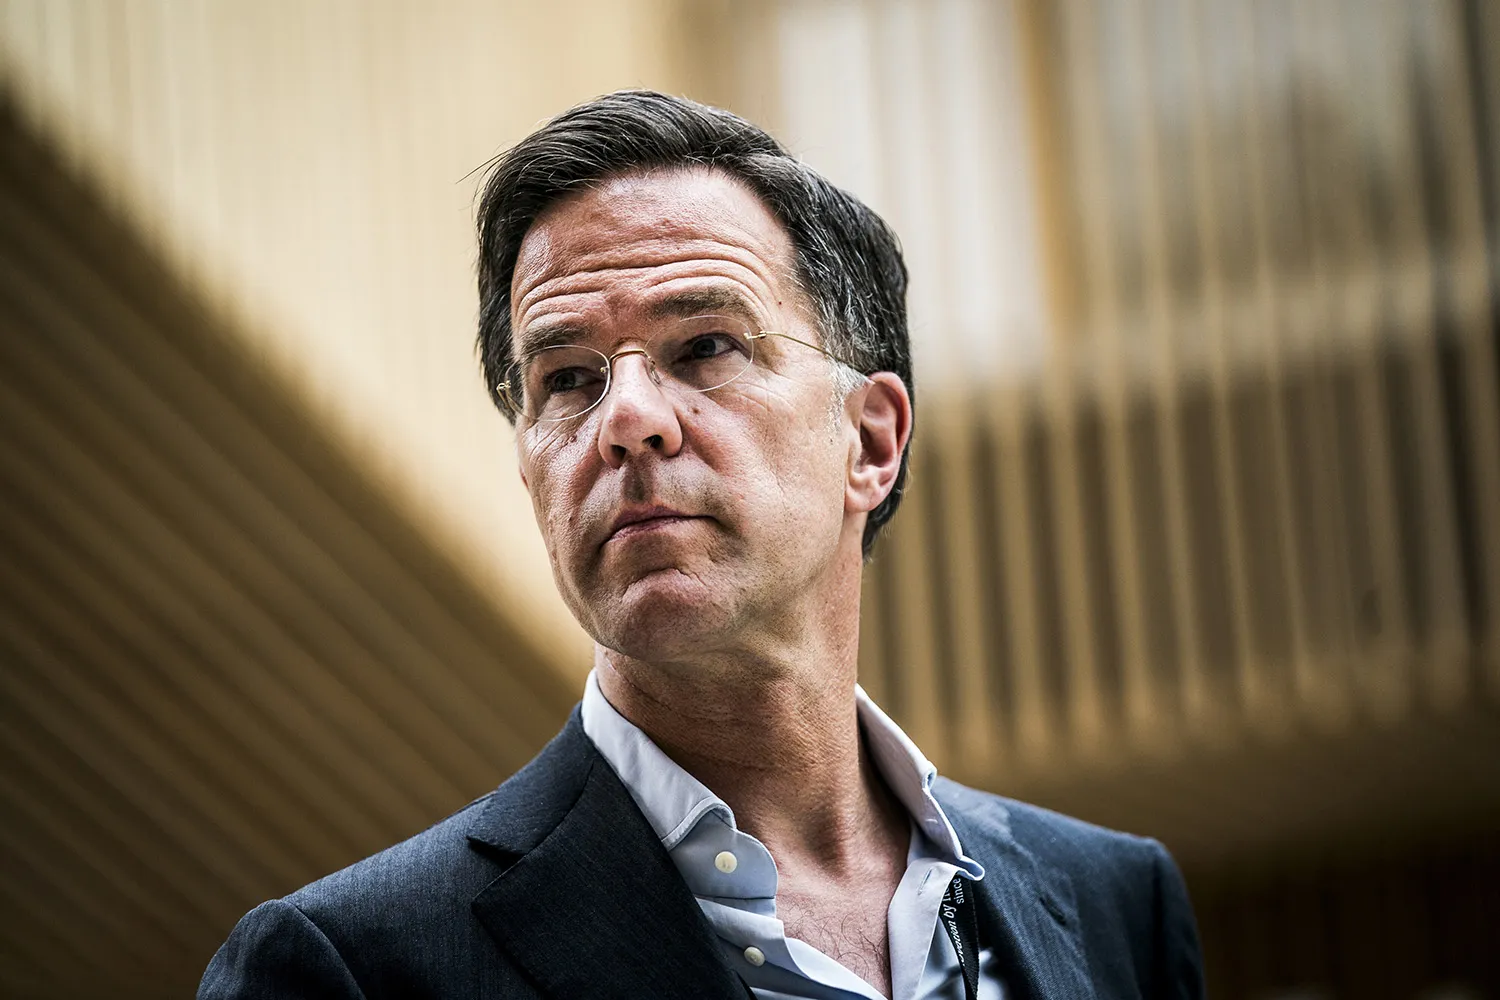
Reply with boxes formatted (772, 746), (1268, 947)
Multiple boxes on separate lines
(584, 569), (736, 659)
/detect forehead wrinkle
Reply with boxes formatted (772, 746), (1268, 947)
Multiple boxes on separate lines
(513, 252), (783, 344)
(510, 169), (804, 341)
(514, 241), (781, 313)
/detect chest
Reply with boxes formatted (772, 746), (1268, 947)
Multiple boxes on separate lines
(778, 879), (899, 996)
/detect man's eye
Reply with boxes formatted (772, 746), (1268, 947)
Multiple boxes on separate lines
(684, 334), (737, 361)
(543, 368), (596, 393)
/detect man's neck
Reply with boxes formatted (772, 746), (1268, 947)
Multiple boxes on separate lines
(594, 648), (909, 879)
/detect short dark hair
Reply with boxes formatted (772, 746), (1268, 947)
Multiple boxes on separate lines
(475, 90), (913, 557)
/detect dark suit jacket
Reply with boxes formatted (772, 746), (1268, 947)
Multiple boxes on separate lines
(199, 708), (1205, 999)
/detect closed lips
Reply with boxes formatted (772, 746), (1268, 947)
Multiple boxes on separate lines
(606, 507), (703, 542)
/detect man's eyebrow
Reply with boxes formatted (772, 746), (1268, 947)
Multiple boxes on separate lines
(513, 288), (761, 359)
(513, 322), (589, 360)
(643, 288), (759, 321)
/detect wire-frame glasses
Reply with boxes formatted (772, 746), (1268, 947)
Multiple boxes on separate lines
(497, 314), (859, 423)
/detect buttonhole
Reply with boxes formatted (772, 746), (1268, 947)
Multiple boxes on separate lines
(1040, 895), (1068, 926)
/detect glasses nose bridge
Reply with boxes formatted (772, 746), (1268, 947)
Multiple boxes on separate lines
(600, 343), (667, 404)
(606, 344), (656, 378)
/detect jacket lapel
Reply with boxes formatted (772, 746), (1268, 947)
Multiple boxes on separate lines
(467, 710), (747, 1000)
(936, 780), (1096, 1000)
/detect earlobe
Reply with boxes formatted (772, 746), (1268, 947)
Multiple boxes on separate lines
(846, 373), (912, 515)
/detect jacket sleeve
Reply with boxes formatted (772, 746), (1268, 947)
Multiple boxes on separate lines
(198, 898), (368, 1000)
(1148, 840), (1206, 1000)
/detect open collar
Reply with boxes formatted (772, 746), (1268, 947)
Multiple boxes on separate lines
(579, 669), (731, 849)
(580, 670), (984, 879)
(464, 707), (1094, 1000)
(465, 709), (749, 1000)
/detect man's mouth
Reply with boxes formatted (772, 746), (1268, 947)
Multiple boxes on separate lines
(604, 506), (706, 545)
(610, 516), (700, 542)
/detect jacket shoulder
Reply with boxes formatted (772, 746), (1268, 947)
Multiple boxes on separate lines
(202, 795), (511, 999)
(288, 706), (594, 921)
(287, 792), (499, 919)
(935, 777), (1204, 999)
(934, 777), (1178, 938)
(936, 776), (1166, 873)
(210, 715), (594, 997)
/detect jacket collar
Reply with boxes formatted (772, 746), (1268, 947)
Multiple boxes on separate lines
(465, 708), (1093, 1000)
(466, 708), (749, 999)
(935, 778), (1096, 1000)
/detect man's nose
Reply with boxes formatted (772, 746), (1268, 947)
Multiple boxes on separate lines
(595, 352), (684, 467)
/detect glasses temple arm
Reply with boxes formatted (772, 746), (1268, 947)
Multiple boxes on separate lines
(753, 331), (872, 380)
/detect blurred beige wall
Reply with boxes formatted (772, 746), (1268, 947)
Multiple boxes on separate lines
(0, 0), (732, 678)
(769, 0), (1051, 387)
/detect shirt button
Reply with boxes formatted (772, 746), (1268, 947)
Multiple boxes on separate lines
(714, 850), (738, 874)
(743, 946), (765, 966)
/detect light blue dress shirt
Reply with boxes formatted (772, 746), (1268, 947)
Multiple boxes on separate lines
(580, 671), (1006, 1000)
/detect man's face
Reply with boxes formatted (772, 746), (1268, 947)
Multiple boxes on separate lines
(510, 168), (861, 661)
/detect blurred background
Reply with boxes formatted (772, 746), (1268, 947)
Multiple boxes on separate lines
(0, 0), (1496, 996)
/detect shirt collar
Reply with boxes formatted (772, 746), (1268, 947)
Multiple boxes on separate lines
(853, 688), (981, 876)
(579, 669), (984, 878)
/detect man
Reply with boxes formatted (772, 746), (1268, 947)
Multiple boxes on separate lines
(200, 90), (1204, 1000)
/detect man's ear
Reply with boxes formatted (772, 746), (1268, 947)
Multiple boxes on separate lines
(846, 372), (912, 515)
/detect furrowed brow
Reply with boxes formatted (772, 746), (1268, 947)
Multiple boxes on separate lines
(513, 288), (759, 361)
(644, 287), (759, 322)
(514, 322), (589, 361)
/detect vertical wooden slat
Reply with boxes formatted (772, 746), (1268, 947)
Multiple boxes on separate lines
(1235, 0), (1317, 731)
(881, 453), (948, 766)
(929, 398), (1001, 777)
(1120, 0), (1221, 741)
(1047, 371), (1110, 755)
(1052, 0), (1163, 753)
(1321, 0), (1416, 720)
(1179, 0), (1263, 729)
(1379, 0), (1472, 707)
(1269, 0), (1349, 728)
(1278, 0), (1389, 729)
(923, 0), (1009, 781)
(1425, 0), (1500, 694)
(1006, 0), (1105, 762)
(991, 387), (1053, 768)
(970, 396), (1017, 773)
(1011, 0), (1080, 340)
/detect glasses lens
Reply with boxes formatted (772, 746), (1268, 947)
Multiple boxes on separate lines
(518, 345), (610, 421)
(649, 315), (756, 393)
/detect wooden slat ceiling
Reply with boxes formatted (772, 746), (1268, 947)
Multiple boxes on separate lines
(0, 98), (577, 999)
